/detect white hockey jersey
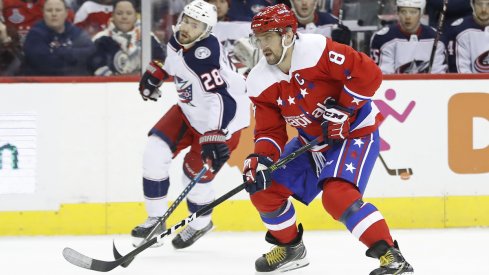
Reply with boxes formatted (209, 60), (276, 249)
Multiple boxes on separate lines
(370, 23), (447, 74)
(163, 33), (250, 137)
(443, 16), (489, 73)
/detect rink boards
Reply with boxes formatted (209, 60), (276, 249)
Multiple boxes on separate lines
(0, 74), (488, 235)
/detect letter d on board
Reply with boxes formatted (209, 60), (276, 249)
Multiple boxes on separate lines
(448, 93), (489, 174)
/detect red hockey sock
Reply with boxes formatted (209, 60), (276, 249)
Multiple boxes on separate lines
(322, 179), (394, 248)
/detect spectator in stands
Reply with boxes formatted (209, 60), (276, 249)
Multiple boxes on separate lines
(207, 0), (230, 21)
(89, 0), (164, 76)
(22, 0), (95, 76)
(0, 17), (22, 75)
(227, 0), (277, 21)
(0, 0), (74, 44)
(426, 0), (472, 32)
(370, 0), (447, 74)
(443, 0), (489, 73)
(288, 0), (351, 45)
(74, 0), (113, 37)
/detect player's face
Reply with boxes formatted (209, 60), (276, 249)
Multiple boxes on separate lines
(43, 0), (68, 33)
(474, 0), (489, 24)
(398, 7), (421, 34)
(207, 0), (229, 21)
(292, 0), (317, 18)
(253, 31), (283, 65)
(178, 15), (207, 44)
(112, 1), (138, 33)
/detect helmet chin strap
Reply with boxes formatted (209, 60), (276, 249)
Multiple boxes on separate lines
(273, 34), (296, 66)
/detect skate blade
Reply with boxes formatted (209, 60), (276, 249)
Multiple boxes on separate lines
(255, 258), (310, 274)
(131, 236), (164, 248)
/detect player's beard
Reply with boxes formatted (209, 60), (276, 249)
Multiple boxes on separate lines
(263, 47), (283, 65)
(476, 12), (489, 25)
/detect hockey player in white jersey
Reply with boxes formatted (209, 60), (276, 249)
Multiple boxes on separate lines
(443, 0), (489, 73)
(132, 0), (249, 249)
(370, 0), (447, 74)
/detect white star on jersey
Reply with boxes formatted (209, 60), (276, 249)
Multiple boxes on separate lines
(352, 97), (362, 105)
(353, 138), (364, 147)
(288, 96), (295, 105)
(277, 97), (283, 106)
(300, 88), (308, 98)
(345, 162), (356, 173)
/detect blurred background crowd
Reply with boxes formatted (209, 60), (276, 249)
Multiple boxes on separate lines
(0, 0), (487, 77)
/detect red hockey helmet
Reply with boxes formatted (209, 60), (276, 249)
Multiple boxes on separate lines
(251, 4), (298, 35)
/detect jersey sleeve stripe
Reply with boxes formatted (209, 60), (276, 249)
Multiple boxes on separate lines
(343, 85), (372, 100)
(256, 137), (282, 156)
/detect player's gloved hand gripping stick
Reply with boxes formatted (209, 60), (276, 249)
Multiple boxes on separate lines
(62, 136), (323, 272)
(320, 98), (354, 144)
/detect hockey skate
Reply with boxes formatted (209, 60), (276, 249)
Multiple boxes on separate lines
(172, 221), (214, 249)
(366, 240), (414, 275)
(255, 224), (309, 273)
(131, 217), (165, 247)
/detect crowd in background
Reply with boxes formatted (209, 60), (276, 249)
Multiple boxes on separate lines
(0, 0), (487, 76)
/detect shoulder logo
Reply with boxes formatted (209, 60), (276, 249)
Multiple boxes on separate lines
(195, 46), (211, 59)
(451, 18), (463, 26)
(376, 26), (389, 36)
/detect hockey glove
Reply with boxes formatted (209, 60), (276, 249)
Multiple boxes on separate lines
(243, 154), (273, 195)
(320, 99), (353, 143)
(199, 130), (230, 173)
(331, 24), (352, 46)
(139, 60), (168, 101)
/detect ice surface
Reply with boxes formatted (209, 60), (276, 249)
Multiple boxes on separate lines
(1, 228), (488, 275)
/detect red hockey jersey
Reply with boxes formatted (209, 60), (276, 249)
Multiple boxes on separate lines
(246, 33), (383, 161)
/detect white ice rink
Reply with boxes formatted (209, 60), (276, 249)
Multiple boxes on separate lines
(2, 228), (488, 275)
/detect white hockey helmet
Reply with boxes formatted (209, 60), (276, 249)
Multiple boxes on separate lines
(396, 0), (426, 12)
(173, 0), (218, 46)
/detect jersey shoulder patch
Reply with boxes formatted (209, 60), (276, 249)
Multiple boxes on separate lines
(451, 18), (464, 27)
(194, 46), (211, 59)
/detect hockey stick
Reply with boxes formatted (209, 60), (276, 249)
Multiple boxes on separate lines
(112, 164), (210, 268)
(62, 136), (322, 272)
(378, 153), (413, 179)
(428, 0), (448, 73)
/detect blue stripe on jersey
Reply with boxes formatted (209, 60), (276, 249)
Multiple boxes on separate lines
(260, 203), (295, 225)
(187, 199), (213, 215)
(143, 178), (170, 199)
(344, 202), (377, 232)
(214, 87), (237, 129)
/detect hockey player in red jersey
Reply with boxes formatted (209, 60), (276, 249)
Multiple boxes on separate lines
(242, 4), (414, 274)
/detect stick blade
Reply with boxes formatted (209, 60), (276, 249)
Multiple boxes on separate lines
(62, 247), (119, 272)
(112, 240), (134, 268)
(63, 247), (94, 270)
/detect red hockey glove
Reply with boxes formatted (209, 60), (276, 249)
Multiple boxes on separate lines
(320, 99), (353, 143)
(139, 60), (168, 101)
(243, 154), (274, 194)
(199, 130), (230, 173)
